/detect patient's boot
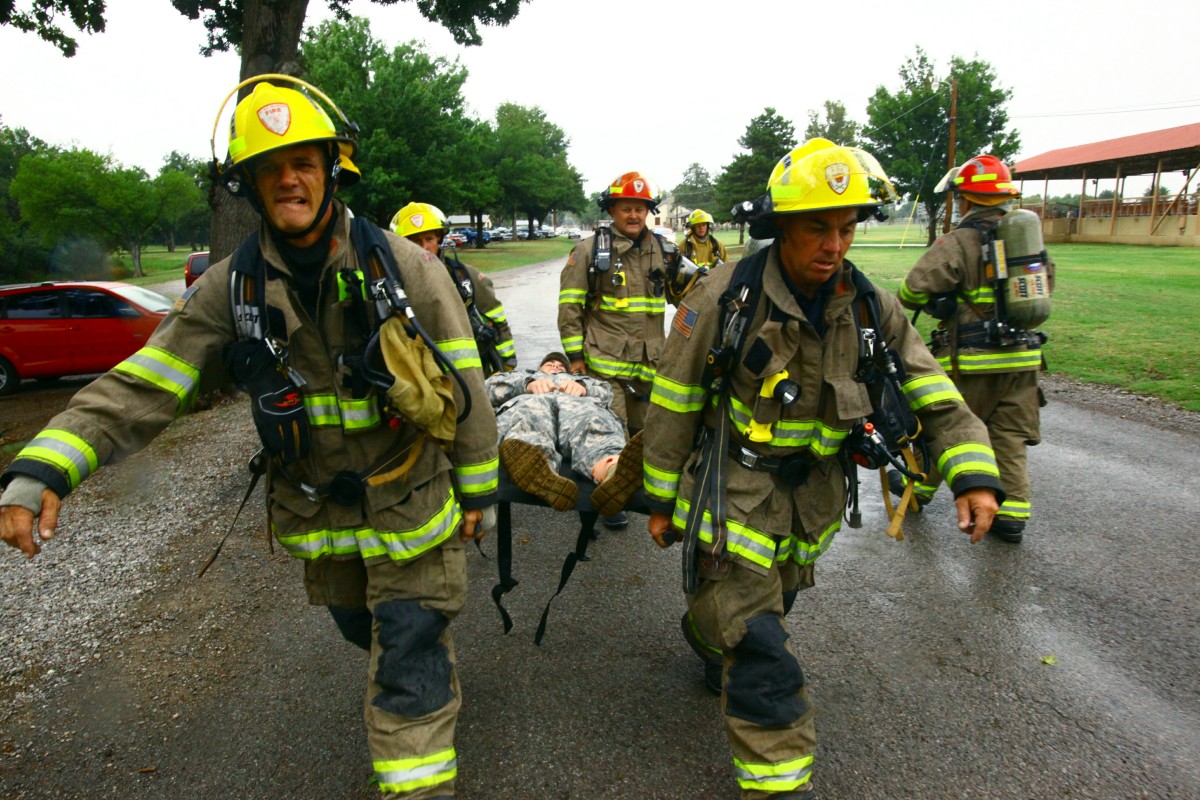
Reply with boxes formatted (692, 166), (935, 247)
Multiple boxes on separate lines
(500, 439), (577, 511)
(590, 431), (644, 517)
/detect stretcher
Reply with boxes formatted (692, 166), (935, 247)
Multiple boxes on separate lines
(491, 465), (650, 644)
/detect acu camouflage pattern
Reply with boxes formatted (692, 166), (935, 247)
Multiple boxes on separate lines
(486, 369), (625, 482)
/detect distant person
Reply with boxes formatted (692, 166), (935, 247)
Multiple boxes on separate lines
(896, 154), (1054, 543)
(392, 201), (518, 375)
(680, 208), (729, 267)
(489, 352), (642, 515)
(0, 76), (500, 799)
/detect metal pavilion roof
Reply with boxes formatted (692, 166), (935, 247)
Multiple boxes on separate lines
(1013, 122), (1200, 181)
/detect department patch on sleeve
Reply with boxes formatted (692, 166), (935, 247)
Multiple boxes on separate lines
(672, 302), (699, 339)
(567, 250), (576, 267)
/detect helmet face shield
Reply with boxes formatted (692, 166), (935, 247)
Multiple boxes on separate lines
(934, 166), (960, 194)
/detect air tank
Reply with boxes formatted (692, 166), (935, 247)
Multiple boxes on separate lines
(996, 208), (1051, 328)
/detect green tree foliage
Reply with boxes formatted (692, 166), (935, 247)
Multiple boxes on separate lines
(865, 48), (1020, 245)
(804, 100), (862, 147)
(492, 103), (584, 234)
(300, 17), (478, 226)
(156, 151), (210, 252)
(0, 0), (105, 56)
(0, 121), (54, 280)
(713, 107), (796, 239)
(672, 162), (715, 212)
(11, 149), (177, 277)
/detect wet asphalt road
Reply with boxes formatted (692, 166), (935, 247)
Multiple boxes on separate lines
(2, 256), (1198, 799)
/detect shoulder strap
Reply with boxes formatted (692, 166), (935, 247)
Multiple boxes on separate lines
(229, 231), (268, 341)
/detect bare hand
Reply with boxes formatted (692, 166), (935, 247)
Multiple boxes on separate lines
(461, 508), (485, 542)
(648, 511), (677, 548)
(570, 358), (586, 376)
(1, 489), (61, 559)
(955, 488), (998, 544)
(527, 379), (556, 394)
(559, 380), (586, 397)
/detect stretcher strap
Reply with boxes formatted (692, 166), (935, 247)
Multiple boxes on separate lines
(490, 502), (518, 634)
(535, 510), (599, 646)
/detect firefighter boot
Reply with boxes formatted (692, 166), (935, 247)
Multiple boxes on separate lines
(680, 611), (723, 695)
(500, 439), (578, 511)
(887, 468), (929, 510)
(591, 431), (644, 517)
(991, 518), (1025, 543)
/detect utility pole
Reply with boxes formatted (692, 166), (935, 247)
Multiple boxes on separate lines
(943, 77), (958, 234)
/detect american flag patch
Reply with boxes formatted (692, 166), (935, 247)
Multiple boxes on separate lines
(672, 303), (699, 338)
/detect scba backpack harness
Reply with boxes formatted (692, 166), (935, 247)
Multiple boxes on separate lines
(442, 247), (508, 375)
(674, 249), (928, 591)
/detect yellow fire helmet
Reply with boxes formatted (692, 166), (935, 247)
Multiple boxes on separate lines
(744, 138), (898, 237)
(210, 74), (360, 198)
(390, 202), (450, 239)
(686, 209), (714, 228)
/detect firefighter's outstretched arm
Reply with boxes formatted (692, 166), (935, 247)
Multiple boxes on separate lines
(0, 479), (61, 559)
(955, 487), (998, 544)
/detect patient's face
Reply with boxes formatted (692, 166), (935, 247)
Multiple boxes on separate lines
(541, 359), (567, 374)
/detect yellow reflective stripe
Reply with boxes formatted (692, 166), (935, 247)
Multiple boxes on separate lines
(275, 488), (461, 561)
(650, 374), (706, 413)
(937, 350), (1043, 373)
(672, 497), (776, 569)
(790, 518), (841, 566)
(112, 346), (199, 410)
(561, 335), (583, 350)
(375, 747), (457, 795)
(596, 295), (665, 313)
(339, 397), (380, 431)
(728, 396), (848, 454)
(482, 305), (507, 325)
(1000, 500), (1031, 518)
(495, 337), (517, 358)
(435, 337), (483, 371)
(901, 374), (962, 410)
(559, 288), (587, 306)
(585, 353), (656, 382)
(304, 394), (340, 426)
(643, 461), (680, 503)
(455, 456), (499, 495)
(899, 282), (929, 306)
(967, 172), (998, 183)
(337, 269), (367, 301)
(964, 286), (994, 303)
(17, 429), (99, 490)
(937, 442), (1000, 485)
(734, 753), (814, 793)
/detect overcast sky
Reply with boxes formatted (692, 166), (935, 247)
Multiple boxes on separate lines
(2, 0), (1197, 201)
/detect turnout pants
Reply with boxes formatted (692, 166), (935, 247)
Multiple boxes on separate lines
(687, 551), (816, 799)
(305, 541), (468, 799)
(599, 375), (652, 436)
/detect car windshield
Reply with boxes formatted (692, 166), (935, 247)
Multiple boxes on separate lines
(109, 285), (173, 313)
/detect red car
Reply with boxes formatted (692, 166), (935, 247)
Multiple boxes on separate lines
(184, 251), (211, 288)
(0, 281), (172, 396)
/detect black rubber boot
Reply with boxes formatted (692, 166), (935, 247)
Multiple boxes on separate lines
(991, 518), (1025, 543)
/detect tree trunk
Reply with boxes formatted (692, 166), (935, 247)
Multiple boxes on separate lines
(209, 0), (312, 264)
(472, 210), (485, 249)
(129, 240), (144, 278)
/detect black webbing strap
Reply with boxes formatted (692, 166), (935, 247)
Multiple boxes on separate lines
(534, 510), (600, 645)
(198, 450), (267, 577)
(490, 501), (518, 633)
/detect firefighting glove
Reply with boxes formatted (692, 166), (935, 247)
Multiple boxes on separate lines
(225, 340), (311, 465)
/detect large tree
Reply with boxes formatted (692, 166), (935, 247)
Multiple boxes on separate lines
(804, 100), (862, 147)
(11, 148), (180, 276)
(0, 0), (105, 56)
(492, 103), (584, 235)
(156, 151), (210, 252)
(865, 48), (1020, 244)
(713, 107), (796, 240)
(0, 121), (54, 280)
(672, 162), (715, 212)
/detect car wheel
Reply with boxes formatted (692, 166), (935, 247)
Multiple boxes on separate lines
(0, 356), (19, 396)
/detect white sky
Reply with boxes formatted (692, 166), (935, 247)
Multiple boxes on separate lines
(2, 0), (1197, 201)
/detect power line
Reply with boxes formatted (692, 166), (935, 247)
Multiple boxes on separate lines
(1014, 100), (1200, 119)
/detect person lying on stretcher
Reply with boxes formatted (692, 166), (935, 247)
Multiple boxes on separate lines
(486, 352), (643, 514)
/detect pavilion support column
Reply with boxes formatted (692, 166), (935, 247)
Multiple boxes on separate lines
(1149, 158), (1163, 233)
(1109, 165), (1122, 236)
(1042, 177), (1048, 235)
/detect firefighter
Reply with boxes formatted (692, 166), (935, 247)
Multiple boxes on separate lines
(642, 139), (1003, 799)
(487, 352), (643, 515)
(681, 208), (729, 267)
(896, 154), (1052, 543)
(0, 76), (499, 800)
(392, 201), (518, 375)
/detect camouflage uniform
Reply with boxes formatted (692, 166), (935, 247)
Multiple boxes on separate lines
(898, 205), (1053, 527)
(558, 229), (668, 432)
(2, 203), (499, 800)
(487, 368), (625, 481)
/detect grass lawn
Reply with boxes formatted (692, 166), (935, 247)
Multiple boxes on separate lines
(450, 237), (576, 271)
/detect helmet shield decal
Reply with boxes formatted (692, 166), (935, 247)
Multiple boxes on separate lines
(257, 103), (292, 136)
(410, 213), (425, 229)
(825, 163), (851, 194)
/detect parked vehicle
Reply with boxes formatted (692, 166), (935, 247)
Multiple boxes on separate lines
(489, 227), (511, 241)
(444, 231), (469, 247)
(183, 251), (211, 288)
(450, 227), (491, 245)
(0, 281), (172, 395)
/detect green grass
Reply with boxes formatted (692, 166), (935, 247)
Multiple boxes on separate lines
(846, 240), (1200, 412)
(454, 237), (576, 271)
